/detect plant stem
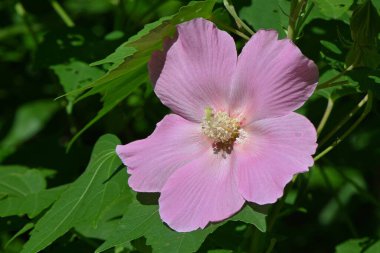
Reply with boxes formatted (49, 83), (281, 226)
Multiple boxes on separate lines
(265, 239), (277, 253)
(223, 0), (254, 35)
(317, 65), (353, 89)
(15, 2), (39, 47)
(318, 93), (369, 147)
(50, 0), (75, 27)
(294, 1), (314, 37)
(267, 196), (286, 232)
(252, 188), (287, 252)
(216, 22), (250, 40)
(249, 226), (263, 253)
(317, 98), (334, 135)
(316, 80), (350, 90)
(288, 0), (307, 40)
(315, 92), (373, 162)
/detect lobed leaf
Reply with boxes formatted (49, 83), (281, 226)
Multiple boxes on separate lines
(239, 0), (289, 38)
(313, 0), (353, 19)
(51, 61), (104, 114)
(67, 0), (216, 148)
(96, 199), (266, 253)
(21, 134), (128, 253)
(0, 166), (46, 198)
(0, 185), (67, 219)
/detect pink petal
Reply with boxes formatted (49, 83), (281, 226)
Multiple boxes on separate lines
(235, 112), (317, 204)
(116, 114), (209, 192)
(154, 18), (237, 123)
(159, 150), (244, 232)
(229, 30), (318, 123)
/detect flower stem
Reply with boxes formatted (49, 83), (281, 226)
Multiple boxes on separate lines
(288, 0), (307, 40)
(293, 1), (314, 37)
(254, 186), (287, 252)
(317, 65), (353, 89)
(315, 92), (373, 162)
(316, 80), (350, 90)
(265, 238), (277, 253)
(50, 0), (75, 27)
(216, 21), (250, 40)
(317, 98), (334, 135)
(267, 196), (286, 232)
(318, 93), (369, 147)
(223, 0), (254, 35)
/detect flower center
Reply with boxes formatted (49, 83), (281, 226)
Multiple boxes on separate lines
(201, 108), (243, 154)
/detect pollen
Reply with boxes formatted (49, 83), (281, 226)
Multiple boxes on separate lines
(201, 108), (244, 153)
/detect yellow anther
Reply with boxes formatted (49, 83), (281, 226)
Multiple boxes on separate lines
(201, 108), (241, 147)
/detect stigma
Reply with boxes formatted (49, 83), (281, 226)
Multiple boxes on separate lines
(201, 108), (246, 154)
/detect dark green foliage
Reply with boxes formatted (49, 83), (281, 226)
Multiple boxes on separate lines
(1, 0), (380, 252)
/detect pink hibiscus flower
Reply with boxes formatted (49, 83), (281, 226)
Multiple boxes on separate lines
(116, 18), (318, 232)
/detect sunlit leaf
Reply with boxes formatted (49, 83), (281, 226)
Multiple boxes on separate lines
(0, 185), (67, 219)
(21, 135), (129, 253)
(67, 1), (216, 148)
(336, 238), (380, 253)
(313, 0), (353, 19)
(316, 69), (360, 101)
(0, 166), (46, 198)
(96, 199), (266, 253)
(239, 0), (289, 38)
(50, 61), (104, 114)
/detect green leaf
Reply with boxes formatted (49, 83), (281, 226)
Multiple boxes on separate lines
(346, 0), (380, 69)
(239, 0), (289, 38)
(319, 182), (363, 225)
(316, 69), (360, 101)
(320, 40), (343, 55)
(0, 166), (47, 197)
(96, 199), (266, 253)
(0, 166), (63, 218)
(0, 100), (60, 162)
(346, 68), (380, 99)
(76, 219), (122, 241)
(373, 0), (380, 11)
(67, 1), (216, 148)
(67, 67), (148, 150)
(4, 223), (34, 249)
(104, 30), (125, 41)
(0, 185), (68, 218)
(312, 0), (353, 19)
(90, 47), (136, 70)
(336, 238), (380, 253)
(21, 134), (129, 253)
(80, 0), (216, 91)
(75, 189), (133, 240)
(50, 61), (104, 114)
(229, 205), (267, 232)
(207, 250), (233, 253)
